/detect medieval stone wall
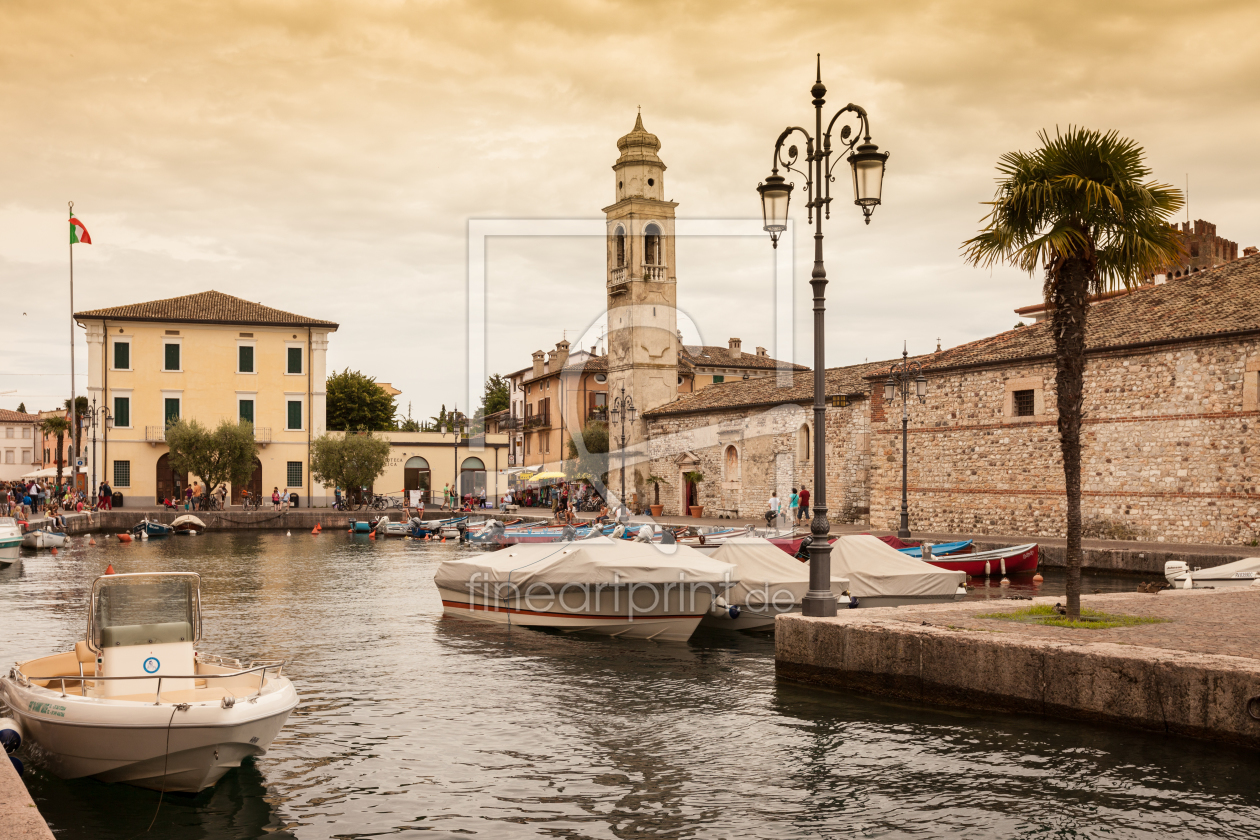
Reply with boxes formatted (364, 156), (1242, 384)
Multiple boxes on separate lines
(869, 337), (1260, 544)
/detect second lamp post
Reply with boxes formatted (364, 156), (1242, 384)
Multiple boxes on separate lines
(608, 383), (636, 520)
(884, 344), (927, 539)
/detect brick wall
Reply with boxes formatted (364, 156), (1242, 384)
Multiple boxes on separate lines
(869, 337), (1260, 544)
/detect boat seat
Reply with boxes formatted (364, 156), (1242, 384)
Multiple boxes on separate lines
(101, 621), (193, 648)
(75, 640), (96, 664)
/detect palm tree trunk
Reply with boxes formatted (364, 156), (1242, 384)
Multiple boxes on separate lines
(1051, 258), (1091, 618)
(55, 432), (65, 496)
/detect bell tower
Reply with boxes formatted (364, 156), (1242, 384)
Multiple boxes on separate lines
(603, 112), (679, 507)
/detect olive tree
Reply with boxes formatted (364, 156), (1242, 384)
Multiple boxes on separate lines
(310, 431), (391, 509)
(165, 419), (259, 504)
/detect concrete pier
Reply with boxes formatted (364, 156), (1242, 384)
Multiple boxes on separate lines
(776, 589), (1260, 749)
(0, 756), (55, 840)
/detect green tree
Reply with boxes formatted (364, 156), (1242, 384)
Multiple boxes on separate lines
(310, 431), (391, 510)
(962, 127), (1183, 617)
(39, 415), (71, 492)
(16, 402), (25, 413)
(326, 369), (397, 432)
(165, 418), (260, 504)
(564, 420), (609, 483)
(480, 373), (509, 417)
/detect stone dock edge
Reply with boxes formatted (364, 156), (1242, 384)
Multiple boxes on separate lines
(775, 598), (1260, 750)
(0, 754), (55, 840)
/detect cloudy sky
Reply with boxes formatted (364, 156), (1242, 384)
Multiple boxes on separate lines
(2, 0), (1257, 420)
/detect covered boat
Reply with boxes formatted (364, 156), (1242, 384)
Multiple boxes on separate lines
(21, 529), (68, 549)
(0, 516), (21, 564)
(0, 571), (297, 792)
(171, 514), (206, 535)
(1165, 557), (1260, 589)
(831, 535), (967, 607)
(434, 537), (737, 642)
(700, 538), (850, 630)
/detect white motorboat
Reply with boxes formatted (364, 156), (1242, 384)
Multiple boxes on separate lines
(0, 571), (297, 792)
(831, 535), (967, 607)
(700, 537), (851, 631)
(1165, 557), (1260, 589)
(434, 536), (737, 642)
(0, 516), (22, 565)
(21, 529), (67, 549)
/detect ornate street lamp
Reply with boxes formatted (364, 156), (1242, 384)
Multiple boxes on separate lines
(608, 383), (636, 521)
(757, 55), (890, 617)
(86, 397), (113, 502)
(884, 343), (927, 539)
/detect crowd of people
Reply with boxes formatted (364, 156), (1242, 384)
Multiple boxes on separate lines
(1, 478), (94, 524)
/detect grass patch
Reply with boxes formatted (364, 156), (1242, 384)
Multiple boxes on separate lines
(977, 604), (1168, 630)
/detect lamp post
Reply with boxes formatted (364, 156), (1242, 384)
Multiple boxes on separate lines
(883, 343), (927, 539)
(607, 383), (636, 521)
(86, 396), (113, 503)
(757, 55), (889, 617)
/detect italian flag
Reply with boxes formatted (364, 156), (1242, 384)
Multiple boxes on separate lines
(70, 214), (91, 244)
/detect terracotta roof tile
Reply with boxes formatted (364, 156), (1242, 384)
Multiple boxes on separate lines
(0, 409), (39, 424)
(74, 290), (338, 328)
(681, 345), (808, 371)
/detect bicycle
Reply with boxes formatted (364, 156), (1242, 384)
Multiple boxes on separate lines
(241, 493), (262, 512)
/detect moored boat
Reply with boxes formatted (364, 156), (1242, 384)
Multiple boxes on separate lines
(0, 516), (22, 564)
(131, 518), (174, 538)
(896, 539), (973, 557)
(434, 537), (738, 641)
(0, 571), (297, 792)
(700, 537), (850, 630)
(171, 514), (207, 535)
(923, 543), (1039, 577)
(831, 535), (967, 608)
(1165, 557), (1260, 589)
(21, 529), (68, 549)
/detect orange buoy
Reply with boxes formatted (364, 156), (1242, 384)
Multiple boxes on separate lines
(105, 563), (115, 575)
(311, 527), (320, 534)
(88, 537), (96, 546)
(441, 536), (446, 543)
(117, 533), (132, 543)
(1032, 573), (1044, 583)
(369, 531), (376, 540)
(51, 548), (58, 555)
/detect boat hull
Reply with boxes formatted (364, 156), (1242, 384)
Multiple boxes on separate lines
(0, 675), (298, 793)
(700, 605), (800, 631)
(1, 537), (21, 562)
(438, 585), (713, 642)
(926, 544), (1039, 576)
(21, 530), (68, 549)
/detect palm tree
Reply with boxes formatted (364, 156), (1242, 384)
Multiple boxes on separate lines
(962, 127), (1184, 618)
(39, 415), (72, 495)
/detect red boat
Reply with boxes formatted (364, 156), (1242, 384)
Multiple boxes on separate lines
(923, 543), (1039, 577)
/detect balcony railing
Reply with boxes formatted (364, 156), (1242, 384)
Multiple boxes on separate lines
(254, 427), (272, 446)
(145, 426), (165, 444)
(524, 413), (551, 430)
(642, 264), (667, 281)
(587, 407), (608, 423)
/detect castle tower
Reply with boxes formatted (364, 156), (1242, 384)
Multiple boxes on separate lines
(603, 113), (679, 505)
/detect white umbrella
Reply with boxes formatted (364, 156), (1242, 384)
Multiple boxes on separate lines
(20, 467), (62, 480)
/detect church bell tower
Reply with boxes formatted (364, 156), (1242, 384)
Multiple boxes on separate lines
(603, 113), (679, 506)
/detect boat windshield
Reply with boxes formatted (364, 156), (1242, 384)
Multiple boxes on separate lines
(0, 517), (16, 527)
(90, 573), (201, 649)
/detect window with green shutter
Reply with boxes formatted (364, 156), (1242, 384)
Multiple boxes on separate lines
(165, 398), (180, 425)
(164, 343), (180, 371)
(239, 399), (254, 424)
(287, 400), (302, 430)
(287, 347), (303, 374)
(113, 396), (130, 428)
(114, 341), (130, 370)
(239, 345), (254, 373)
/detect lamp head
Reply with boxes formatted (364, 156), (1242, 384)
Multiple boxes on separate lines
(848, 142), (889, 225)
(884, 375), (896, 402)
(757, 174), (792, 248)
(915, 372), (927, 403)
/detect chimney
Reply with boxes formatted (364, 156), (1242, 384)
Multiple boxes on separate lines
(545, 350), (556, 373)
(1246, 246), (1258, 257)
(532, 350), (545, 379)
(555, 340), (570, 370)
(728, 337), (742, 352)
(755, 346), (767, 357)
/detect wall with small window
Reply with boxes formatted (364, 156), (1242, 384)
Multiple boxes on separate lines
(1003, 377), (1045, 422)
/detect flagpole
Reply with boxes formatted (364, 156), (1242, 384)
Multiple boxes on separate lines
(69, 200), (77, 491)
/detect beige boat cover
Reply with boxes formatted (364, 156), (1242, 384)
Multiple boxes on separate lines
(831, 535), (965, 598)
(706, 538), (849, 605)
(434, 536), (737, 589)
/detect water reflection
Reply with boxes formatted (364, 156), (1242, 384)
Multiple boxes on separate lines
(2, 532), (1257, 839)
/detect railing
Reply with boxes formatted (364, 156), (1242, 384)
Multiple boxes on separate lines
(254, 426), (272, 445)
(609, 266), (627, 285)
(145, 426), (164, 443)
(642, 264), (667, 281)
(587, 407), (608, 422)
(524, 413), (551, 430)
(13, 657), (286, 707)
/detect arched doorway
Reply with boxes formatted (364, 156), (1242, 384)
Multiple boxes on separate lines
(459, 457), (486, 500)
(404, 456), (431, 499)
(232, 457), (263, 505)
(155, 453), (182, 505)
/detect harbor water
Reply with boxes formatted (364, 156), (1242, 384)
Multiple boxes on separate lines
(1, 532), (1257, 839)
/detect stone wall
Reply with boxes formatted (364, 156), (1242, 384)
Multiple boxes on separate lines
(645, 398), (870, 523)
(869, 337), (1260, 544)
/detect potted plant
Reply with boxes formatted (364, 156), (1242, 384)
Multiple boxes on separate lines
(645, 475), (666, 517)
(682, 470), (705, 517)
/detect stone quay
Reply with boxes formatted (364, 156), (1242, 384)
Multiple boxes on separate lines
(776, 588), (1260, 750)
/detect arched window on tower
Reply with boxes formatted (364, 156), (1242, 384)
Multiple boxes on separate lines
(615, 226), (626, 267)
(644, 223), (662, 266)
(797, 424), (810, 462)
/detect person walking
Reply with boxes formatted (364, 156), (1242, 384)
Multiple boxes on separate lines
(798, 486), (810, 524)
(789, 487), (800, 526)
(441, 483), (450, 512)
(766, 490), (782, 531)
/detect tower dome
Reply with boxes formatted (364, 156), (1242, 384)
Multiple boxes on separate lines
(616, 112), (662, 163)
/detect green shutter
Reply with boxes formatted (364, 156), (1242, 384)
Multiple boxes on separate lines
(239, 345), (254, 373)
(239, 399), (254, 424)
(287, 347), (302, 374)
(113, 397), (130, 428)
(287, 400), (302, 430)
(165, 398), (180, 425)
(114, 342), (130, 370)
(164, 343), (180, 371)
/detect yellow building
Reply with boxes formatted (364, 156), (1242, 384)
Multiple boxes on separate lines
(76, 291), (338, 507)
(364, 431), (511, 506)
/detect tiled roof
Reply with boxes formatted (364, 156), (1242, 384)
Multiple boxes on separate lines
(74, 290), (338, 328)
(563, 355), (608, 373)
(644, 359), (894, 418)
(0, 409), (38, 423)
(891, 253), (1260, 377)
(681, 345), (808, 371)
